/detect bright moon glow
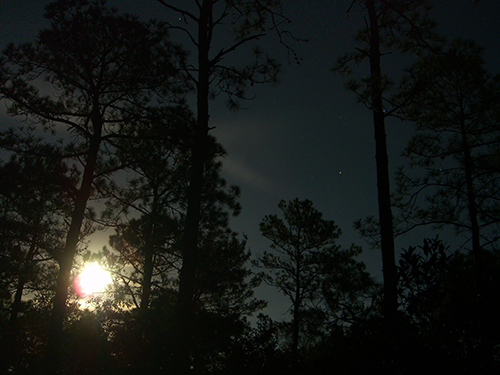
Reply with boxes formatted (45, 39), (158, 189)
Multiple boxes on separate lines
(73, 262), (112, 298)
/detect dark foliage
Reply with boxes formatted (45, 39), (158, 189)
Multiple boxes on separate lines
(1, 1), (499, 375)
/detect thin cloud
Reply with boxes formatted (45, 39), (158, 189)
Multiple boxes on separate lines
(222, 156), (275, 193)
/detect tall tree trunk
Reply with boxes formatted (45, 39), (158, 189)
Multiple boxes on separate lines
(173, 1), (212, 373)
(43, 107), (102, 375)
(460, 122), (483, 288)
(460, 119), (489, 362)
(292, 251), (301, 364)
(9, 233), (39, 326)
(140, 227), (155, 313)
(2, 234), (40, 374)
(367, 0), (398, 324)
(140, 192), (159, 313)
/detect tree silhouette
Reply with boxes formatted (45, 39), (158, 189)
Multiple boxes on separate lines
(396, 38), (500, 263)
(0, 0), (185, 372)
(255, 198), (372, 371)
(100, 127), (260, 372)
(101, 106), (192, 313)
(334, 0), (438, 328)
(0, 152), (72, 324)
(0, 151), (72, 373)
(398, 237), (500, 373)
(395, 38), (500, 363)
(154, 1), (296, 371)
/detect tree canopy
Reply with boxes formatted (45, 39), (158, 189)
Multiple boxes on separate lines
(1, 1), (500, 374)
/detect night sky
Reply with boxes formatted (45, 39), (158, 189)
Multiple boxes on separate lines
(1, 0), (499, 319)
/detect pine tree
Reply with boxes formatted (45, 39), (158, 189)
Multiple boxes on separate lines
(255, 198), (372, 368)
(334, 0), (438, 326)
(0, 1), (185, 371)
(154, 1), (296, 371)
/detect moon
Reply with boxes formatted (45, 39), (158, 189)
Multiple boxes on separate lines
(73, 262), (112, 298)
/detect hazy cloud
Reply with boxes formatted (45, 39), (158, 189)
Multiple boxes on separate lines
(221, 156), (275, 193)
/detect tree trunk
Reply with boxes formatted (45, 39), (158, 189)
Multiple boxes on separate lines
(140, 192), (159, 313)
(9, 232), (39, 326)
(44, 107), (102, 375)
(367, 0), (398, 324)
(2, 233), (40, 374)
(460, 122), (483, 288)
(460, 119), (489, 362)
(172, 1), (212, 373)
(292, 254), (301, 363)
(140, 228), (155, 313)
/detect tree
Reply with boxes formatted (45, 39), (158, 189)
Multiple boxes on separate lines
(101, 129), (263, 372)
(106, 214), (181, 311)
(193, 143), (262, 318)
(397, 237), (500, 373)
(101, 106), (193, 313)
(0, 151), (73, 373)
(396, 38), (500, 262)
(0, 152), (72, 324)
(188, 230), (265, 374)
(0, 0), (185, 371)
(334, 0), (438, 326)
(394, 38), (500, 360)
(254, 198), (371, 369)
(319, 243), (378, 328)
(154, 1), (296, 371)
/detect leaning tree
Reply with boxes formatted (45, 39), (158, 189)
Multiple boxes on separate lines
(0, 0), (186, 372)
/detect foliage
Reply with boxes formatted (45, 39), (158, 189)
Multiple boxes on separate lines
(98, 121), (261, 373)
(0, 0), (187, 372)
(394, 38), (500, 251)
(255, 198), (375, 359)
(157, 0), (295, 109)
(256, 198), (342, 307)
(101, 109), (192, 311)
(0, 153), (70, 309)
(333, 0), (441, 325)
(319, 244), (378, 326)
(334, 0), (439, 113)
(150, 3), (298, 371)
(398, 237), (500, 372)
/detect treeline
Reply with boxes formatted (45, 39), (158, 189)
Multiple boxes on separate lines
(0, 0), (499, 374)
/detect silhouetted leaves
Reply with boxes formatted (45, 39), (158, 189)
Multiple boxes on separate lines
(2, 1), (500, 374)
(255, 198), (375, 367)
